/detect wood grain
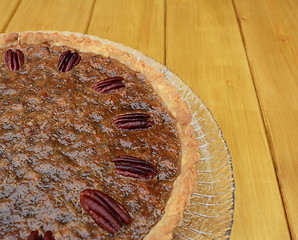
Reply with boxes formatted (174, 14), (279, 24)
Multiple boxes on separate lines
(166, 0), (290, 239)
(88, 0), (165, 63)
(0, 0), (295, 238)
(5, 0), (95, 33)
(233, 0), (298, 238)
(0, 0), (20, 32)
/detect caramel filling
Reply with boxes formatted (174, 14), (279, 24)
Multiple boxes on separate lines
(0, 44), (181, 239)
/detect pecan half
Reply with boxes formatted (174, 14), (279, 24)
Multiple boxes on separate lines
(58, 50), (81, 72)
(4, 49), (25, 71)
(113, 113), (153, 130)
(92, 76), (125, 93)
(27, 230), (40, 240)
(44, 231), (55, 240)
(112, 155), (157, 180)
(27, 230), (55, 240)
(80, 189), (132, 234)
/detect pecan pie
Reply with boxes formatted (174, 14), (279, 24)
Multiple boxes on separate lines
(0, 32), (198, 240)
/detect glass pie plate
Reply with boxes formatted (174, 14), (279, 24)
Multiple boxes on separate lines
(6, 31), (235, 239)
(81, 32), (235, 240)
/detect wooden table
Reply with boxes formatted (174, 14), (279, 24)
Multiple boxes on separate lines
(0, 0), (297, 239)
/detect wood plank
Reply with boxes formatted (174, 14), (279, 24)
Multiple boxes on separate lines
(5, 0), (95, 33)
(0, 0), (20, 32)
(87, 0), (165, 63)
(233, 0), (298, 238)
(166, 0), (291, 239)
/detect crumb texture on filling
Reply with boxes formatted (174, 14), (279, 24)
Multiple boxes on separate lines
(0, 44), (181, 240)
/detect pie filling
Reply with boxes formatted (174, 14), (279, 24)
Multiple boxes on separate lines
(0, 44), (181, 240)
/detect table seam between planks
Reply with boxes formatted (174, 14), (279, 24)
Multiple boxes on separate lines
(164, 0), (167, 66)
(0, 0), (21, 33)
(84, 0), (97, 34)
(0, 0), (292, 238)
(230, 0), (293, 239)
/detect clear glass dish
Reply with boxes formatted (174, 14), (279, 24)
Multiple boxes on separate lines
(12, 31), (235, 239)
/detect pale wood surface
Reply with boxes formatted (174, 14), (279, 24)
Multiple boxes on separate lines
(166, 0), (291, 239)
(0, 0), (20, 32)
(0, 0), (297, 239)
(5, 0), (95, 33)
(233, 0), (298, 238)
(88, 0), (165, 63)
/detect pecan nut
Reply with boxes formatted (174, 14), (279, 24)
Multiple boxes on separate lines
(113, 113), (153, 130)
(80, 189), (132, 234)
(4, 49), (25, 71)
(27, 230), (55, 240)
(27, 230), (40, 240)
(43, 231), (55, 240)
(92, 76), (125, 93)
(112, 155), (157, 180)
(58, 50), (81, 72)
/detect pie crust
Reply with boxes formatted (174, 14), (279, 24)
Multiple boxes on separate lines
(0, 32), (198, 240)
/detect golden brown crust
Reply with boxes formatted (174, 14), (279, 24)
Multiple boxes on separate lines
(0, 31), (198, 240)
(0, 32), (18, 47)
